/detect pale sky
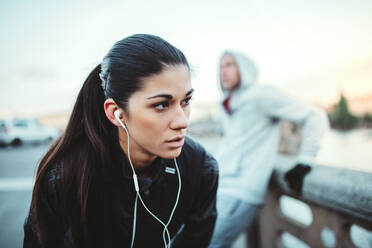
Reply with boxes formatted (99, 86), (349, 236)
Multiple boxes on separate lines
(1, 0), (372, 117)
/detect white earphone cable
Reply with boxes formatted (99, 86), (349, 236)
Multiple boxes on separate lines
(162, 158), (182, 247)
(130, 194), (138, 248)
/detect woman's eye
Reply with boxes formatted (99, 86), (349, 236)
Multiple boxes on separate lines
(182, 97), (192, 106)
(154, 102), (169, 111)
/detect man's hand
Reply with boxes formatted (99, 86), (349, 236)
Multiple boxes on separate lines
(284, 163), (311, 194)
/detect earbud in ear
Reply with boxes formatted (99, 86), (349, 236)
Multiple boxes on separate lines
(114, 109), (121, 121)
(114, 109), (129, 133)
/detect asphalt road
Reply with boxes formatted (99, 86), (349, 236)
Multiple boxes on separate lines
(0, 143), (48, 248)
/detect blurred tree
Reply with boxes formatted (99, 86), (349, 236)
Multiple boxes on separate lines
(363, 113), (372, 123)
(362, 113), (372, 128)
(329, 93), (357, 129)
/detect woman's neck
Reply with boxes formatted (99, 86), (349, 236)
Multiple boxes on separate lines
(118, 129), (157, 173)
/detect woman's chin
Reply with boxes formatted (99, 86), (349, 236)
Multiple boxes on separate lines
(159, 147), (183, 159)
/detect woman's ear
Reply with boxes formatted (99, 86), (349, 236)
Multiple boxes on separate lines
(104, 98), (123, 127)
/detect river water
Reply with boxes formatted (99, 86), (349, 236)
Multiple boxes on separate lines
(315, 128), (372, 173)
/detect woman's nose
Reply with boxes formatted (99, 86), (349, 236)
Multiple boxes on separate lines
(169, 107), (189, 130)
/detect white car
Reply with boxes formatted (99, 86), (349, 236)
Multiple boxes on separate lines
(0, 118), (61, 147)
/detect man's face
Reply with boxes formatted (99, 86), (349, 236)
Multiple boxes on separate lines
(220, 54), (240, 91)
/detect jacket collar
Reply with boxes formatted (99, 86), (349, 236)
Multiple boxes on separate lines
(109, 128), (173, 192)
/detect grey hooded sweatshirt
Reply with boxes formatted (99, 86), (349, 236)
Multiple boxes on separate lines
(216, 51), (329, 204)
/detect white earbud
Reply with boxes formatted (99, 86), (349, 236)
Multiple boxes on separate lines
(114, 109), (125, 128)
(114, 109), (129, 133)
(114, 109), (121, 120)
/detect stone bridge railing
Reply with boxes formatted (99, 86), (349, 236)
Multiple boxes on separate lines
(251, 163), (372, 248)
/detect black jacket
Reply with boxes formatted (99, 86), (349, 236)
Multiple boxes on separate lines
(24, 135), (219, 248)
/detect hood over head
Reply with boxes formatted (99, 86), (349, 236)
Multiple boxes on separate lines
(219, 50), (258, 94)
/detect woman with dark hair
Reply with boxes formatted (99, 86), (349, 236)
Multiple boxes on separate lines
(24, 34), (218, 248)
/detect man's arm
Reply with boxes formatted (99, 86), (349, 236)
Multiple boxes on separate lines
(257, 85), (329, 193)
(257, 84), (329, 164)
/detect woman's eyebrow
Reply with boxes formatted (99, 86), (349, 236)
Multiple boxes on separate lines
(147, 94), (172, 100)
(147, 88), (194, 100)
(186, 88), (194, 96)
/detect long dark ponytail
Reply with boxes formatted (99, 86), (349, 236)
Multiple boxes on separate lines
(31, 64), (114, 245)
(29, 34), (189, 246)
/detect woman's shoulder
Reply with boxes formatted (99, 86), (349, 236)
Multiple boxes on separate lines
(183, 136), (204, 153)
(182, 136), (208, 161)
(181, 136), (218, 175)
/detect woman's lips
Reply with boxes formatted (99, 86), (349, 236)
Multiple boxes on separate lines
(166, 137), (185, 148)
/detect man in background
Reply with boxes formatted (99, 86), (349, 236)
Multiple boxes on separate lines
(209, 51), (329, 247)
